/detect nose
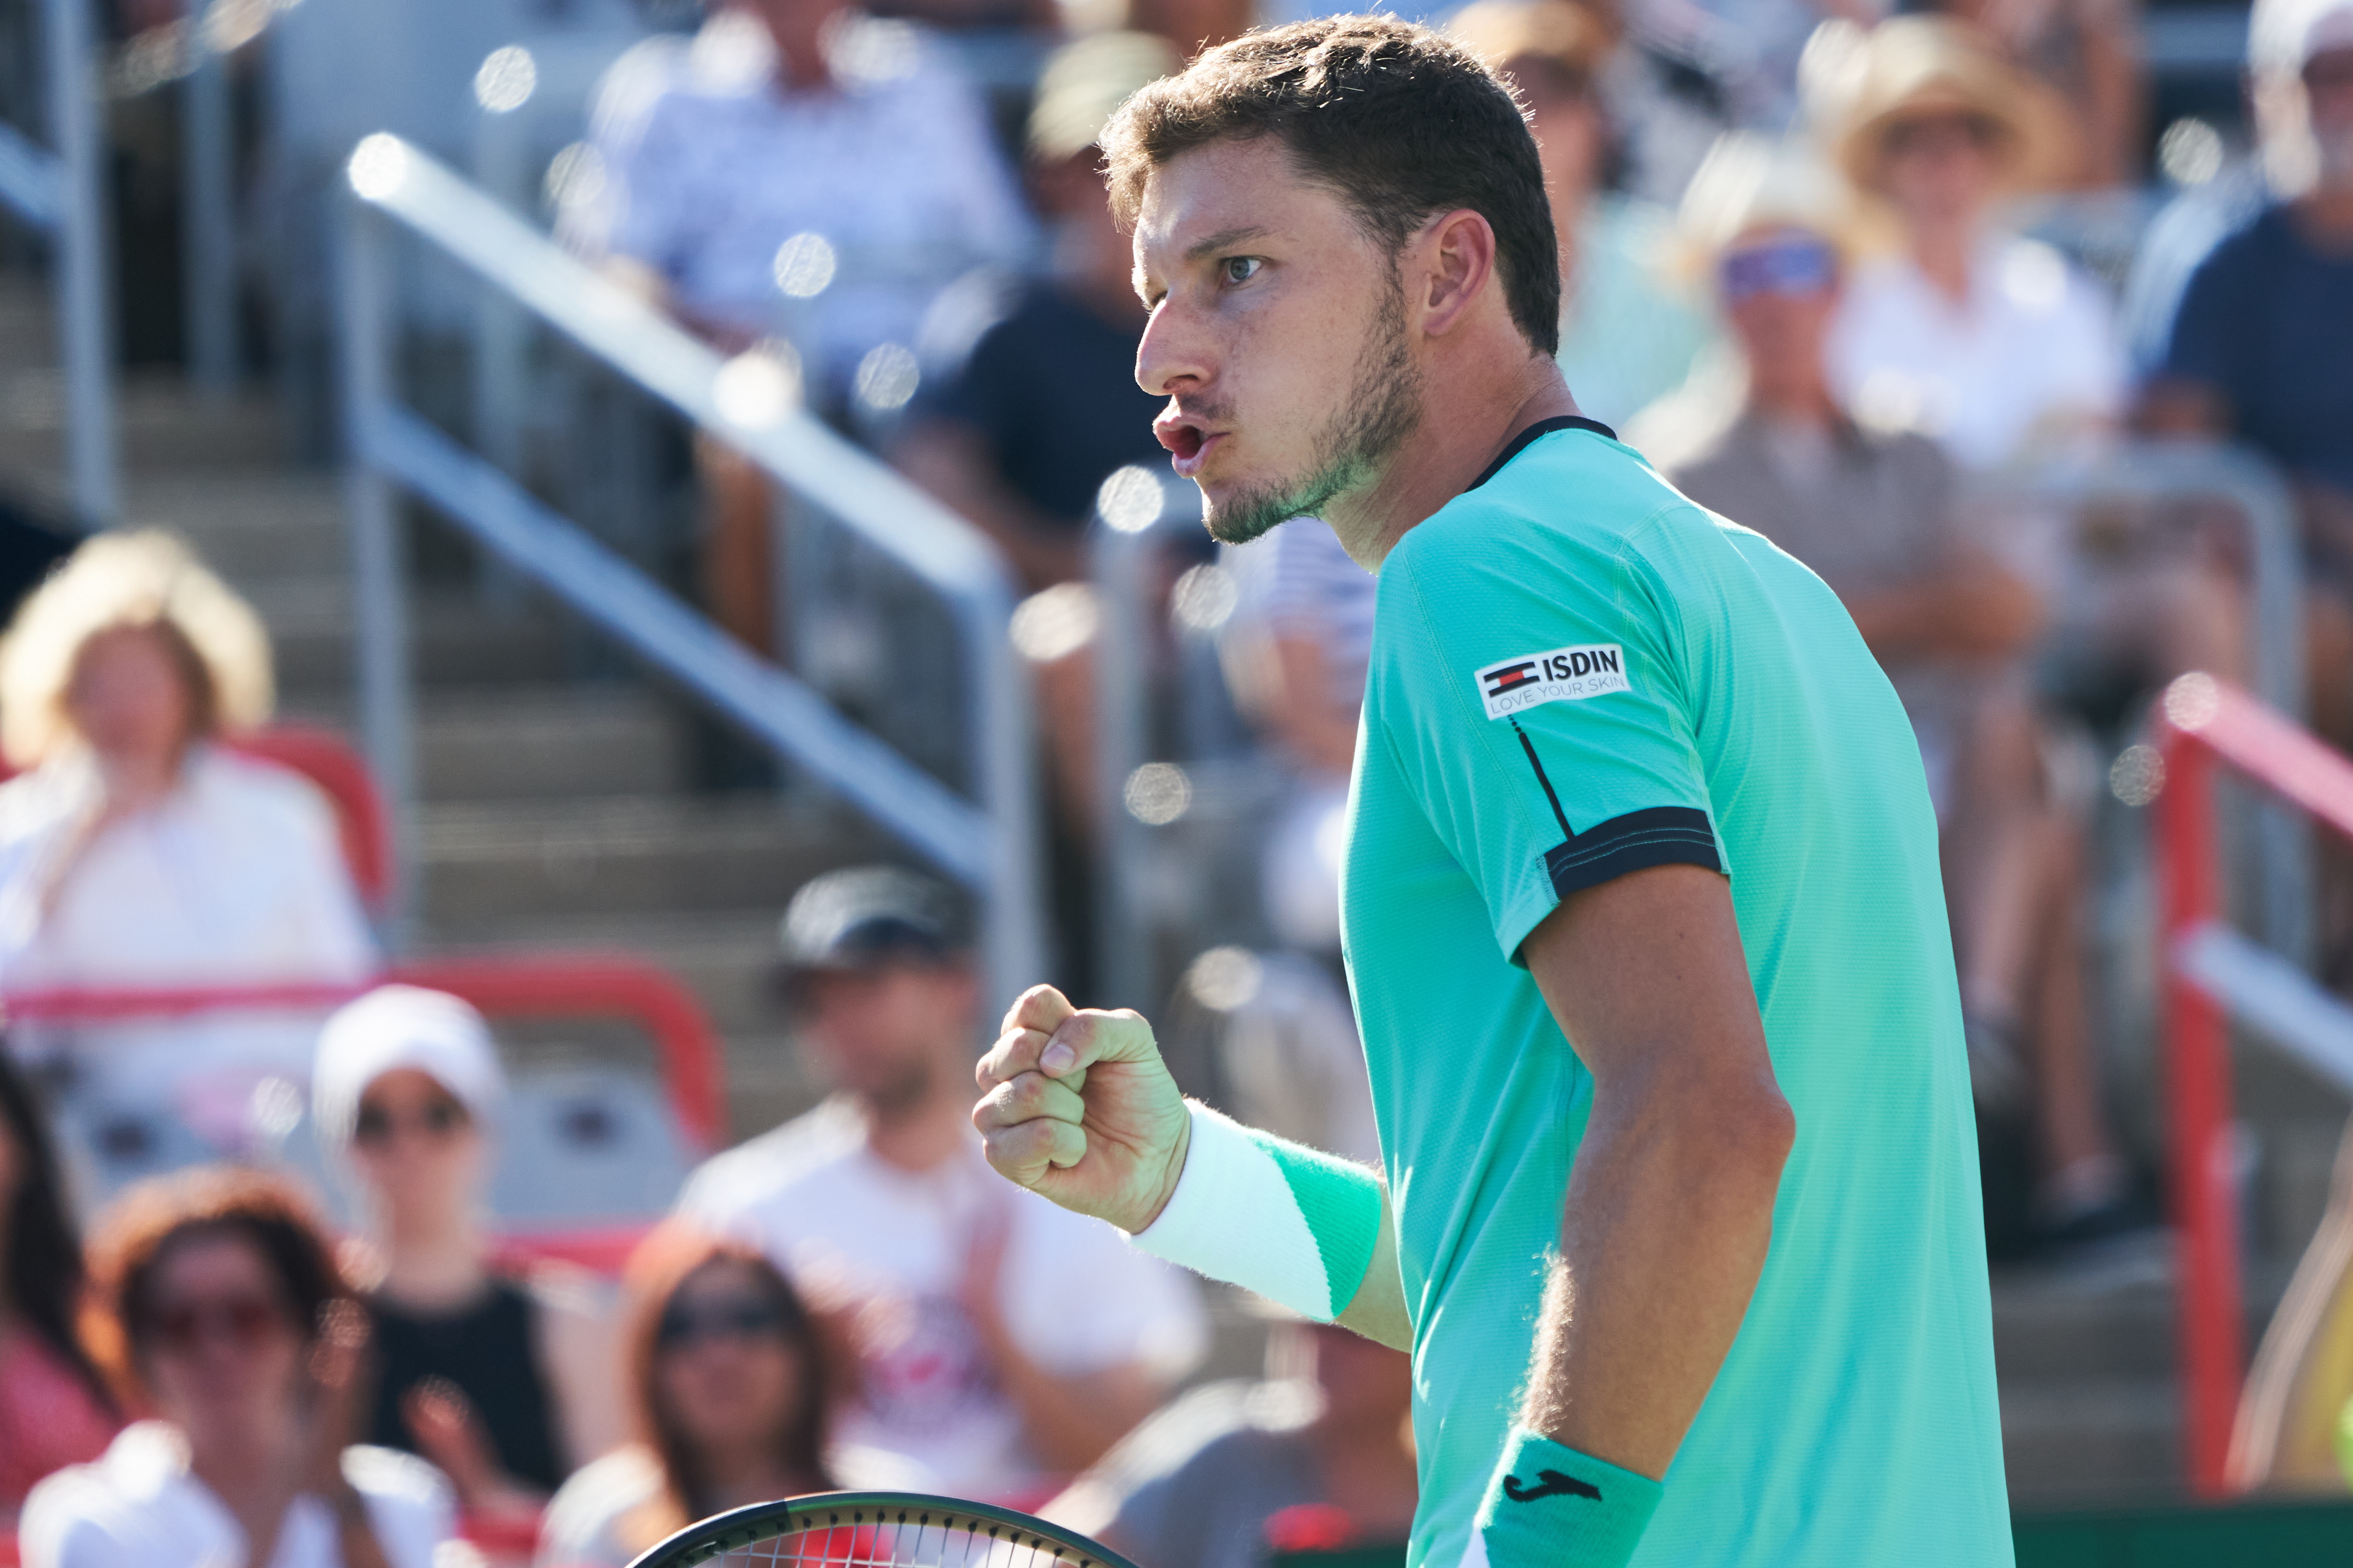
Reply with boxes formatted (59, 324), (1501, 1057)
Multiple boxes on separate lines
(1135, 297), (1210, 400)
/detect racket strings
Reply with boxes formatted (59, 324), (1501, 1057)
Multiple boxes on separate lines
(699, 1514), (1103, 1568)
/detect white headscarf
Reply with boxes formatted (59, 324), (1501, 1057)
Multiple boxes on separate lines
(312, 985), (506, 1158)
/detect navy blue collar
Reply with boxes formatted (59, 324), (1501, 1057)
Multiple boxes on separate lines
(1466, 415), (1618, 492)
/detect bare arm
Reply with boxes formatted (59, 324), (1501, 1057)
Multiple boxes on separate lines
(1842, 550), (2042, 666)
(897, 420), (1086, 594)
(1515, 864), (1794, 1479)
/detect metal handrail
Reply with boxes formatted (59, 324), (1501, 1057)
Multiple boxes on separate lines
(2149, 674), (2353, 1497)
(0, 0), (117, 525)
(335, 134), (1042, 1006)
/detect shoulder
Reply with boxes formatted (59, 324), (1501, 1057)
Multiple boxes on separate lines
(188, 747), (338, 828)
(543, 1445), (665, 1544)
(20, 1425), (193, 1559)
(1988, 236), (2112, 330)
(0, 761), (85, 845)
(2186, 202), (2294, 289)
(676, 1100), (865, 1225)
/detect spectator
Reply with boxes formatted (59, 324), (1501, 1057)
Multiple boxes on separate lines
(1939, 0), (2145, 187)
(1820, 16), (2124, 471)
(574, 2), (1032, 656)
(536, 1225), (851, 1567)
(676, 867), (1206, 1504)
(1044, 1314), (1416, 1567)
(2142, 0), (2353, 744)
(1450, 0), (1720, 429)
(19, 1168), (453, 1568)
(897, 31), (1177, 599)
(312, 987), (621, 1521)
(0, 1050), (117, 1521)
(1655, 135), (2137, 1247)
(1227, 519), (1376, 959)
(0, 533), (374, 1154)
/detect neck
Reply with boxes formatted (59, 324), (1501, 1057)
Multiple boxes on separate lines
(695, 1448), (803, 1511)
(1748, 374), (1839, 427)
(862, 1077), (971, 1173)
(1909, 220), (1977, 303)
(2295, 184), (2353, 245)
(186, 1415), (303, 1516)
(98, 745), (185, 812)
(375, 1205), (489, 1310)
(1331, 354), (1577, 568)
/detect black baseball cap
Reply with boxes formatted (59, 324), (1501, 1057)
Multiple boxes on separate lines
(774, 867), (962, 998)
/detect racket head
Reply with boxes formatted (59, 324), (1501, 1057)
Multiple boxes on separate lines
(620, 1491), (1147, 1568)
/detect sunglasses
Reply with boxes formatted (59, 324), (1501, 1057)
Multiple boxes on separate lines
(657, 1296), (797, 1351)
(353, 1096), (469, 1147)
(1884, 111), (2002, 156)
(1720, 237), (1838, 302)
(147, 1292), (294, 1356)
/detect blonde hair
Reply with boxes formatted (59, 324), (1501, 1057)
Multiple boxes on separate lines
(0, 530), (274, 768)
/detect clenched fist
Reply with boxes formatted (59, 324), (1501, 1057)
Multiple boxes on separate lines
(971, 984), (1192, 1234)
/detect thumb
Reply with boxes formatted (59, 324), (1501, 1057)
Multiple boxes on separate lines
(1039, 1009), (1155, 1079)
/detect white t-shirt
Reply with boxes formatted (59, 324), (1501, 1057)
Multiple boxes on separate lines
(1825, 234), (2126, 471)
(20, 1422), (453, 1568)
(676, 1101), (1208, 1501)
(0, 748), (377, 1151)
(574, 12), (1034, 395)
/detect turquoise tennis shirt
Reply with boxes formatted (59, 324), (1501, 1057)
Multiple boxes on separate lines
(1340, 418), (2011, 1566)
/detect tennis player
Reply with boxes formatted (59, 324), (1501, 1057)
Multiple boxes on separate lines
(973, 16), (2011, 1566)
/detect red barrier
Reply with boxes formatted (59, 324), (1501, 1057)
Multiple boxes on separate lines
(2, 952), (728, 1156)
(2153, 674), (2353, 1496)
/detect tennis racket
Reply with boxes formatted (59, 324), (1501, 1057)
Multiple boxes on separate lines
(621, 1491), (1147, 1568)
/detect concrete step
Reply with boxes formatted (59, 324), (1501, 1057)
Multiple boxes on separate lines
(285, 687), (688, 804)
(0, 372), (281, 476)
(415, 795), (877, 925)
(268, 588), (575, 696)
(122, 472), (347, 579)
(416, 909), (784, 1035)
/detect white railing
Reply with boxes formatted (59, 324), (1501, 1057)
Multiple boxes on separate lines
(336, 134), (1043, 1007)
(0, 0), (116, 524)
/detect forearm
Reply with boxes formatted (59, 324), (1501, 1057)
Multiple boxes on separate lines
(1129, 1102), (1406, 1348)
(1521, 1094), (1789, 1478)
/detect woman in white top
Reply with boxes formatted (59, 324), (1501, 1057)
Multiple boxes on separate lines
(0, 532), (375, 1157)
(19, 1167), (453, 1568)
(1820, 17), (2126, 471)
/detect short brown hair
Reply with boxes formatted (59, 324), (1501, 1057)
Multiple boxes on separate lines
(82, 1166), (349, 1409)
(1102, 14), (1563, 357)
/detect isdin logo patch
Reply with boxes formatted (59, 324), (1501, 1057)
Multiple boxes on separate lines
(1474, 644), (1630, 720)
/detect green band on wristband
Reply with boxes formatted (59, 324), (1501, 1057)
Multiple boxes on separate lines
(1476, 1427), (1663, 1568)
(1245, 1127), (1384, 1317)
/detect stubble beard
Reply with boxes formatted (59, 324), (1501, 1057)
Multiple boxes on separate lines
(1202, 276), (1426, 547)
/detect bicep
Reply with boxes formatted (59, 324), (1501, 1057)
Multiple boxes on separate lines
(1520, 863), (1775, 1101)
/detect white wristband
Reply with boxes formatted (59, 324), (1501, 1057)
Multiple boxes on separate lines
(1126, 1101), (1382, 1321)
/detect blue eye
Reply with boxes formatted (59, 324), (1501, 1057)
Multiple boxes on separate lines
(1221, 257), (1262, 285)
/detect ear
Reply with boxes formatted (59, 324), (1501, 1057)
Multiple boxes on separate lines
(1408, 209), (1500, 340)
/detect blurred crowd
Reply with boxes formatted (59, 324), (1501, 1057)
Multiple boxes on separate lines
(1, 0), (2351, 1554)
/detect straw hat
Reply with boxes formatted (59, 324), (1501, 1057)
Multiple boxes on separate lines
(1027, 30), (1180, 164)
(1676, 132), (1872, 278)
(1826, 16), (2076, 197)
(1448, 0), (1618, 90)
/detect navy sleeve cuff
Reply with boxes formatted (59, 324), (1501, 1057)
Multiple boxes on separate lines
(1542, 806), (1722, 900)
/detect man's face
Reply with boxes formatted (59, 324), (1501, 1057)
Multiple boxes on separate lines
(795, 964), (974, 1116)
(1719, 228), (1843, 399)
(1133, 139), (1426, 545)
(2306, 46), (2353, 187)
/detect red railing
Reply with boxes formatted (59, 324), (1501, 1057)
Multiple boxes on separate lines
(2153, 673), (2353, 1496)
(3, 952), (729, 1162)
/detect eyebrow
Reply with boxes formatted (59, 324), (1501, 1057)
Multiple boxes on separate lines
(1183, 225), (1272, 262)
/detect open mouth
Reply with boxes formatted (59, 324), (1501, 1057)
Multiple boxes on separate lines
(1154, 413), (1226, 477)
